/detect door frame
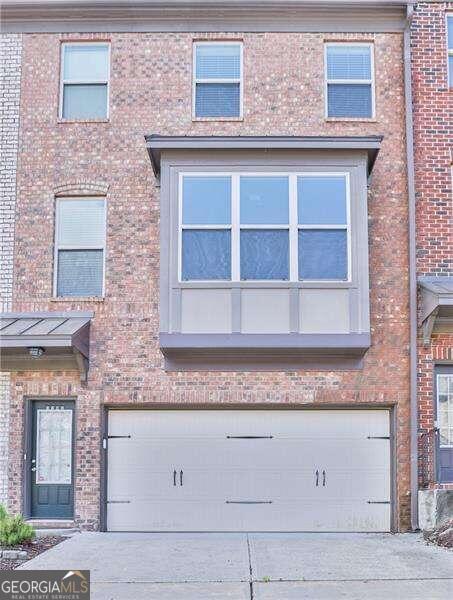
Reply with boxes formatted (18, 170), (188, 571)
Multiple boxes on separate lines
(101, 404), (396, 532)
(434, 364), (453, 483)
(23, 397), (76, 520)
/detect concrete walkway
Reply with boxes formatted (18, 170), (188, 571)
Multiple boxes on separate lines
(19, 532), (453, 599)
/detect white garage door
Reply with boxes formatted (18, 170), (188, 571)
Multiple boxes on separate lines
(107, 410), (391, 532)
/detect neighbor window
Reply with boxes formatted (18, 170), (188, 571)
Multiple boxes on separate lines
(438, 372), (453, 448)
(325, 44), (374, 119)
(55, 198), (106, 297)
(60, 43), (110, 119)
(448, 16), (453, 86)
(193, 42), (242, 118)
(180, 173), (349, 281)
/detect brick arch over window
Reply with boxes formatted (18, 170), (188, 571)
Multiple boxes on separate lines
(54, 182), (109, 197)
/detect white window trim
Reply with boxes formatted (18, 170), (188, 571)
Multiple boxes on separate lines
(447, 15), (453, 87)
(53, 196), (107, 297)
(192, 41), (243, 119)
(437, 372), (453, 449)
(324, 42), (376, 119)
(59, 41), (111, 120)
(178, 172), (351, 284)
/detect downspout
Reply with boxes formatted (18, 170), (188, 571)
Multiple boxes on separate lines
(404, 3), (418, 531)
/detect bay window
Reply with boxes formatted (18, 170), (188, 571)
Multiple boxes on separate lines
(180, 173), (350, 282)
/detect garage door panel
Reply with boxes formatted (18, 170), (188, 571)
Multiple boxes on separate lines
(107, 410), (391, 532)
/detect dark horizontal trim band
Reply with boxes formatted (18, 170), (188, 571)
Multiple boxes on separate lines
(367, 501), (391, 504)
(107, 435), (131, 439)
(227, 435), (273, 439)
(226, 500), (273, 504)
(107, 500), (131, 504)
(146, 134), (382, 177)
(367, 436), (390, 440)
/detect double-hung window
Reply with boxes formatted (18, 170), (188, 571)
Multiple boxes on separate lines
(193, 42), (242, 118)
(325, 44), (374, 119)
(55, 198), (106, 297)
(448, 16), (453, 86)
(60, 43), (110, 120)
(180, 173), (349, 282)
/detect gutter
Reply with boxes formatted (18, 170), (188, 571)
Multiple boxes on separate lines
(403, 3), (418, 531)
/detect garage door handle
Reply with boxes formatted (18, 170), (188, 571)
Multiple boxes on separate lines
(315, 469), (319, 486)
(322, 470), (326, 487)
(180, 470), (183, 486)
(173, 470), (177, 486)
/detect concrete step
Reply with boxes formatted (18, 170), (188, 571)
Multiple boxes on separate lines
(25, 520), (79, 537)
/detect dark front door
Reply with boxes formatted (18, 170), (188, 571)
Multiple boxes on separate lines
(30, 400), (74, 519)
(435, 366), (453, 483)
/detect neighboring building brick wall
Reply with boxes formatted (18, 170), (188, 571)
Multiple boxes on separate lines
(0, 33), (22, 509)
(9, 31), (411, 530)
(411, 2), (453, 489)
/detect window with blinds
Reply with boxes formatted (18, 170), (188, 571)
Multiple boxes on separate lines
(60, 43), (110, 120)
(55, 198), (106, 297)
(193, 42), (242, 118)
(325, 44), (374, 119)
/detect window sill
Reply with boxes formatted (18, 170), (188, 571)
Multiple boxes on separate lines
(50, 296), (105, 303)
(325, 117), (377, 123)
(192, 116), (244, 122)
(57, 119), (110, 124)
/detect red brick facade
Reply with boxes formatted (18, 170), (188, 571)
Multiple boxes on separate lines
(411, 2), (453, 489)
(8, 31), (411, 530)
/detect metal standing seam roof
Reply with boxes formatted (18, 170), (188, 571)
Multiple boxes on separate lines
(0, 312), (93, 353)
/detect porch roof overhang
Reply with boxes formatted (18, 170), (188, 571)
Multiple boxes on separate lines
(0, 311), (94, 381)
(145, 134), (383, 179)
(418, 277), (453, 346)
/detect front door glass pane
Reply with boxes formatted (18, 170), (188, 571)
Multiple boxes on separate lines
(36, 409), (72, 484)
(438, 374), (453, 447)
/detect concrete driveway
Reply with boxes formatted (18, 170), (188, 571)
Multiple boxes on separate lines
(19, 532), (453, 599)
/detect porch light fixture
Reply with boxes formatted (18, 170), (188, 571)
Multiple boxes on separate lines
(28, 346), (45, 359)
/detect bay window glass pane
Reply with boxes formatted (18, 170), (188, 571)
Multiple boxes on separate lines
(241, 230), (289, 280)
(63, 44), (109, 80)
(57, 250), (103, 296)
(298, 176), (347, 225)
(196, 44), (241, 79)
(327, 83), (372, 118)
(448, 17), (453, 49)
(195, 83), (240, 118)
(62, 83), (108, 119)
(57, 199), (105, 247)
(298, 230), (347, 280)
(327, 45), (371, 80)
(183, 177), (231, 225)
(182, 230), (231, 280)
(240, 177), (289, 224)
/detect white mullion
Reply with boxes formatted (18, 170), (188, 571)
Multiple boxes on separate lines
(240, 224), (289, 230)
(195, 78), (240, 84)
(289, 174), (298, 282)
(231, 174), (240, 281)
(327, 78), (372, 85)
(182, 224), (231, 230)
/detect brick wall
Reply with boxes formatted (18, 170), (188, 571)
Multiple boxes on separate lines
(9, 31), (411, 530)
(0, 33), (22, 509)
(411, 2), (453, 489)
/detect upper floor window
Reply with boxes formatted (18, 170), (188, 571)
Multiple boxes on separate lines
(180, 173), (349, 282)
(55, 197), (106, 297)
(325, 44), (374, 119)
(193, 42), (243, 119)
(60, 43), (110, 120)
(448, 16), (453, 86)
